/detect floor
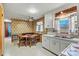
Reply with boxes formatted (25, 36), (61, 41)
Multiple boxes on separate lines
(4, 37), (55, 56)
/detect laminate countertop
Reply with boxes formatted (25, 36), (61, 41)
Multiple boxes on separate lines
(60, 43), (79, 56)
(43, 34), (79, 43)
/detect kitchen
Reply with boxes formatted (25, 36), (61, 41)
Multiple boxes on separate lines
(42, 4), (79, 56)
(0, 3), (79, 56)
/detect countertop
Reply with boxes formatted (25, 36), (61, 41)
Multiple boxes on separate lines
(60, 43), (79, 56)
(43, 34), (55, 37)
(43, 34), (79, 43)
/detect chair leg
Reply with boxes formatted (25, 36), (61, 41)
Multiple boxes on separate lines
(25, 41), (27, 47)
(18, 41), (20, 47)
(29, 41), (31, 47)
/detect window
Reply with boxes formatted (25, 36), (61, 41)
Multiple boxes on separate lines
(36, 21), (43, 32)
(71, 15), (77, 33)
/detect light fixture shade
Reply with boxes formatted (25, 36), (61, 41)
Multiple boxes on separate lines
(28, 7), (38, 14)
(27, 16), (34, 21)
(29, 18), (33, 21)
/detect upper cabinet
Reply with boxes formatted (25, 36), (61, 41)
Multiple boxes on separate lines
(44, 12), (55, 28)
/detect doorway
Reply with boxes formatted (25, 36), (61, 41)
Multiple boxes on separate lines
(4, 22), (11, 37)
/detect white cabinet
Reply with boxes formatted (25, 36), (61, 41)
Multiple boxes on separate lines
(42, 36), (46, 47)
(49, 37), (55, 51)
(42, 36), (50, 50)
(42, 35), (72, 55)
(44, 13), (54, 28)
(59, 40), (71, 53)
(50, 37), (60, 55)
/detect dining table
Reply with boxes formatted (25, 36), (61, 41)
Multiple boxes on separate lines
(18, 34), (38, 47)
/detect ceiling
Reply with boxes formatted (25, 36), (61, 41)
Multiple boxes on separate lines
(3, 3), (65, 20)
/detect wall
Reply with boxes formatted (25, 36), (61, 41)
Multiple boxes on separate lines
(52, 3), (79, 29)
(44, 4), (79, 29)
(11, 19), (35, 35)
(42, 3), (79, 34)
(54, 4), (79, 34)
(44, 3), (79, 32)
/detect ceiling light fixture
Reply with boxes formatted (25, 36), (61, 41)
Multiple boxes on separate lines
(28, 7), (38, 14)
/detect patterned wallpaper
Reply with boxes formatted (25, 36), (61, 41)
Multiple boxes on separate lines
(11, 20), (35, 35)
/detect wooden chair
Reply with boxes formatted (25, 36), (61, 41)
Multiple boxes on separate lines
(18, 35), (27, 47)
(29, 34), (38, 47)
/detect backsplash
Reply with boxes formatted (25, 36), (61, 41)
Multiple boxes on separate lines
(47, 28), (57, 34)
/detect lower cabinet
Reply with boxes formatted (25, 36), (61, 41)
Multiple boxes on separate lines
(59, 40), (71, 53)
(50, 37), (60, 55)
(42, 36), (50, 50)
(42, 36), (72, 55)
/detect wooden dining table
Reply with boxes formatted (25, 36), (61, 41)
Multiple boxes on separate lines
(18, 34), (38, 47)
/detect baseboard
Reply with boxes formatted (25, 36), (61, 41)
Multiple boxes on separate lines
(42, 47), (58, 56)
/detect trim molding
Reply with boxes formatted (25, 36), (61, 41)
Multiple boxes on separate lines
(42, 47), (58, 56)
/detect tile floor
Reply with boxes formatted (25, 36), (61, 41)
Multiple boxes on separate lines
(4, 37), (55, 56)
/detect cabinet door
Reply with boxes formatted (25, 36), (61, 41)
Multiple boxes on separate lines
(42, 36), (47, 47)
(50, 37), (60, 55)
(53, 39), (60, 55)
(44, 13), (53, 28)
(44, 14), (49, 28)
(42, 36), (50, 50)
(50, 37), (55, 52)
(45, 37), (50, 49)
(60, 40), (71, 53)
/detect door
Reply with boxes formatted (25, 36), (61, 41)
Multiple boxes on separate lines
(5, 22), (8, 37)
(0, 4), (4, 56)
(5, 22), (11, 37)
